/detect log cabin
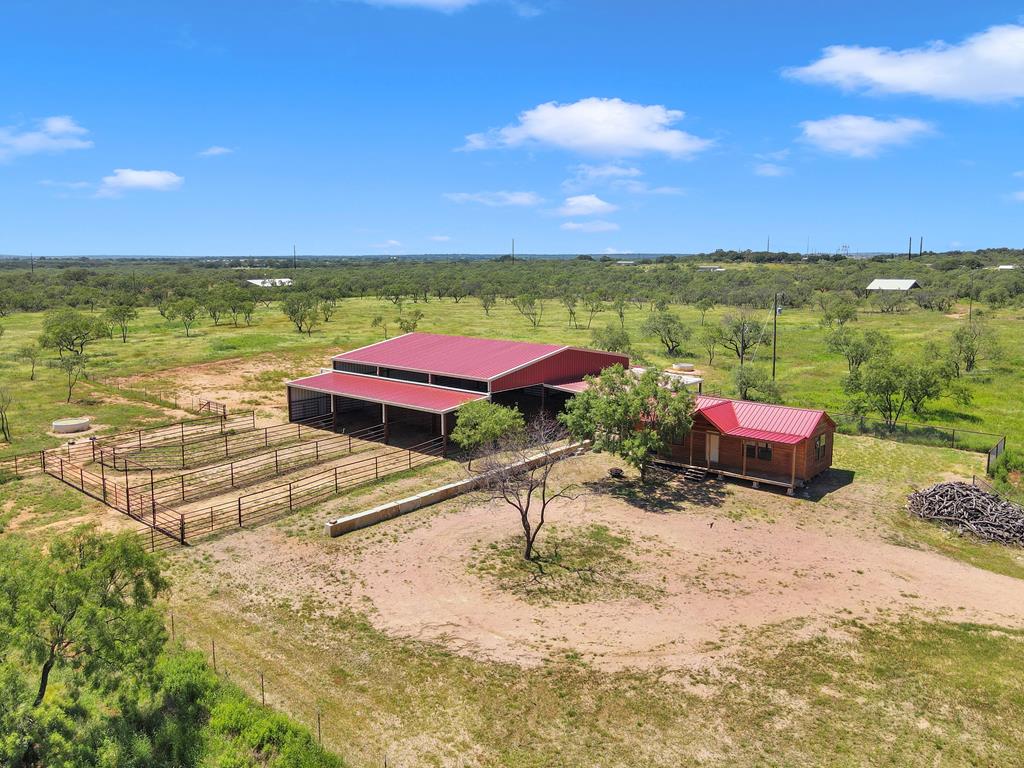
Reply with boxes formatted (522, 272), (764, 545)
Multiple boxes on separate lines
(658, 396), (835, 494)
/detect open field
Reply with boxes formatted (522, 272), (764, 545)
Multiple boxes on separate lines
(143, 434), (1024, 768)
(2, 289), (1024, 766)
(0, 294), (1020, 461)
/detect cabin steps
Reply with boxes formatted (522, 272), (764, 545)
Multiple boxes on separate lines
(682, 466), (708, 483)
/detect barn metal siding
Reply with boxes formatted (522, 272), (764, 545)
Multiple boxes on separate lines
(490, 349), (629, 393)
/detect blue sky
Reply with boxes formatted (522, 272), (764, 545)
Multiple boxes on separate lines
(2, 0), (1023, 256)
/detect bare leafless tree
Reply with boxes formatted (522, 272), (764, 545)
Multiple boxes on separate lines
(473, 414), (581, 561)
(0, 388), (12, 443)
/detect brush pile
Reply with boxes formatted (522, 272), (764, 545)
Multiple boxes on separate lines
(908, 481), (1024, 546)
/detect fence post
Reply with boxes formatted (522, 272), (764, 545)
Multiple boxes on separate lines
(181, 442), (186, 469)
(150, 469), (156, 518)
(265, 428), (269, 448)
(375, 457), (379, 480)
(275, 450), (279, 474)
(100, 460), (107, 503)
(950, 429), (956, 448)
(334, 466), (339, 493)
(179, 514), (185, 544)
(315, 440), (319, 462)
(230, 462), (235, 488)
(288, 484), (293, 511)
(138, 429), (143, 450)
(237, 496), (243, 527)
(40, 450), (47, 473)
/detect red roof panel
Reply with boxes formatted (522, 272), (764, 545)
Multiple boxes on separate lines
(334, 333), (566, 380)
(695, 396), (829, 443)
(287, 372), (486, 413)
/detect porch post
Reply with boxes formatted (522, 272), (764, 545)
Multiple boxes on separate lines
(741, 440), (747, 477)
(688, 431), (694, 466)
(382, 403), (389, 444)
(440, 411), (447, 436)
(789, 445), (797, 495)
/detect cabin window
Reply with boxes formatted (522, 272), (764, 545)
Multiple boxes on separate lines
(745, 441), (772, 461)
(814, 433), (828, 460)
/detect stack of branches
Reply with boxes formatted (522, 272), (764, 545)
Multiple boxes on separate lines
(908, 481), (1024, 546)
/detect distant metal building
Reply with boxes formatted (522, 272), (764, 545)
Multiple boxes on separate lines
(866, 278), (921, 291)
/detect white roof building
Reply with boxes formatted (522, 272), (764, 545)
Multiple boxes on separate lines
(996, 265), (1017, 270)
(247, 278), (294, 288)
(866, 278), (920, 291)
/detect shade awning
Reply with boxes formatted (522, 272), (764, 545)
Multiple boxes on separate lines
(287, 372), (486, 414)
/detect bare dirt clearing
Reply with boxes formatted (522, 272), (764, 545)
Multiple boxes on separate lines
(170, 445), (1024, 673)
(115, 350), (327, 422)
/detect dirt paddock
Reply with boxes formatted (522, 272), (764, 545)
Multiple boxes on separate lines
(176, 449), (1024, 673)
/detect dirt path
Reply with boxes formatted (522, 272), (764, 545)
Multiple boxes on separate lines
(172, 468), (1024, 673)
(341, 495), (1024, 670)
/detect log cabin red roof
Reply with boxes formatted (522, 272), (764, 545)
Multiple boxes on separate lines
(694, 395), (833, 444)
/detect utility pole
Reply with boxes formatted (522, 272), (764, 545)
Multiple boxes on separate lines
(772, 292), (779, 380)
(511, 238), (515, 262)
(908, 236), (913, 259)
(29, 252), (34, 274)
(292, 244), (297, 272)
(919, 236), (923, 258)
(766, 236), (770, 254)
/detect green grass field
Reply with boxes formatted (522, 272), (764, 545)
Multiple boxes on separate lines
(2, 294), (1024, 767)
(0, 295), (1018, 457)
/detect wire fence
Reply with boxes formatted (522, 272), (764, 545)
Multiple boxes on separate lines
(830, 412), (1005, 469)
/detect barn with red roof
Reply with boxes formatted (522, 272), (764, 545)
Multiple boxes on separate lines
(286, 333), (628, 442)
(659, 395), (835, 493)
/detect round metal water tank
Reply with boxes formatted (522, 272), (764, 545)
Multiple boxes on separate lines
(52, 417), (91, 434)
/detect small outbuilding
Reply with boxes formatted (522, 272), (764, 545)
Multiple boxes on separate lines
(247, 278), (294, 288)
(866, 278), (920, 291)
(659, 396), (835, 494)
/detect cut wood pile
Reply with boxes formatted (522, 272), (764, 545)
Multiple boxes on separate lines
(908, 481), (1024, 546)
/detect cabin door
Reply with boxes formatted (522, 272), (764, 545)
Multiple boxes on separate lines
(707, 433), (720, 464)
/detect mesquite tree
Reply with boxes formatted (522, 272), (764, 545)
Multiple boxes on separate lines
(474, 415), (578, 561)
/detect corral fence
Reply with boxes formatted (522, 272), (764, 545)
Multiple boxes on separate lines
(162, 435), (447, 546)
(118, 422), (389, 513)
(195, 398), (228, 417)
(100, 415), (333, 471)
(830, 412), (1006, 471)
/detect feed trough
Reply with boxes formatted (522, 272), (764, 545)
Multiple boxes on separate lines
(52, 417), (91, 434)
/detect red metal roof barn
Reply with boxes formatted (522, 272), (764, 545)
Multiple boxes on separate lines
(287, 333), (628, 444)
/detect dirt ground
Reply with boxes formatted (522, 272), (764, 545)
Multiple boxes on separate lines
(116, 351), (326, 423)
(171, 450), (1024, 673)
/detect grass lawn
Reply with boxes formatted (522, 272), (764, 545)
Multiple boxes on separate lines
(0, 297), (1018, 459)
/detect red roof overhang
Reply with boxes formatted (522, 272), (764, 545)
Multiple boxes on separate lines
(287, 372), (486, 414)
(695, 396), (830, 444)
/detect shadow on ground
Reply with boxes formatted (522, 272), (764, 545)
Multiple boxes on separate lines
(585, 468), (729, 513)
(801, 468), (856, 501)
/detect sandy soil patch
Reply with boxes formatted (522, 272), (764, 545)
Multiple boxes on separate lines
(170, 460), (1024, 673)
(116, 351), (326, 423)
(342, 494), (1024, 670)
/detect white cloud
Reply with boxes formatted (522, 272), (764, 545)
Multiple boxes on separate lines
(786, 24), (1024, 103)
(444, 190), (542, 206)
(463, 97), (714, 157)
(97, 169), (184, 197)
(754, 162), (790, 177)
(0, 115), (93, 161)
(561, 220), (620, 233)
(570, 163), (642, 181)
(562, 163), (681, 195)
(373, 239), (402, 247)
(352, 0), (478, 11)
(1013, 170), (1024, 178)
(799, 115), (932, 158)
(1013, 191), (1024, 202)
(556, 194), (617, 217)
(429, 234), (452, 242)
(199, 145), (233, 157)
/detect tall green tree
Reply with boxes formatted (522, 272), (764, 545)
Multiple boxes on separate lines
(282, 294), (321, 336)
(451, 400), (524, 469)
(38, 308), (107, 358)
(561, 365), (693, 481)
(642, 310), (689, 355)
